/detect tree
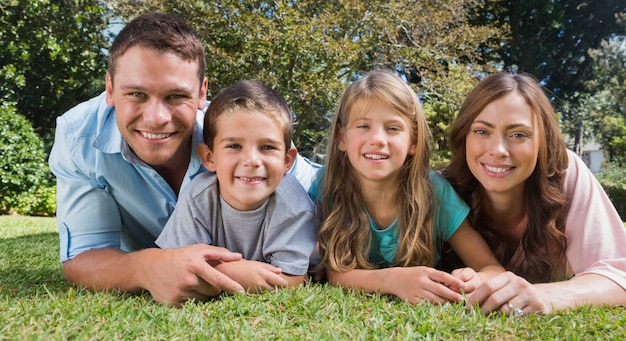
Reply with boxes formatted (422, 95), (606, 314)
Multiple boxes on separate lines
(561, 34), (626, 164)
(473, 0), (626, 95)
(105, 0), (500, 160)
(0, 0), (110, 147)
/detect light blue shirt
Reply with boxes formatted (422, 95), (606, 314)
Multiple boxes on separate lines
(49, 92), (320, 263)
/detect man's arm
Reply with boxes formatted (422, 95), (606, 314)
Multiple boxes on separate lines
(63, 245), (245, 306)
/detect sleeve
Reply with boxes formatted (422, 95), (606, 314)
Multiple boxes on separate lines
(430, 172), (470, 241)
(264, 176), (318, 275)
(155, 183), (214, 248)
(49, 114), (123, 263)
(563, 151), (626, 289)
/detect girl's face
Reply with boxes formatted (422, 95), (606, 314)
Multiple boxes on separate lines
(338, 101), (416, 185)
(465, 92), (540, 199)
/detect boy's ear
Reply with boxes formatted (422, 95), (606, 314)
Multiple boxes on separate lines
(198, 144), (217, 172)
(284, 145), (297, 173)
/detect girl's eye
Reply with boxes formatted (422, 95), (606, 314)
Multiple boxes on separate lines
(387, 126), (401, 131)
(473, 128), (488, 135)
(511, 132), (529, 139)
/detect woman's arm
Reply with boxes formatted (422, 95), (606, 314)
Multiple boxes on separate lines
(328, 267), (466, 304)
(468, 271), (626, 315)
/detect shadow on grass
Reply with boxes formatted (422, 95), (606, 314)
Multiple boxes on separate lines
(0, 232), (70, 297)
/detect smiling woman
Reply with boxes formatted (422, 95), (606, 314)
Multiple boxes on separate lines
(441, 71), (626, 315)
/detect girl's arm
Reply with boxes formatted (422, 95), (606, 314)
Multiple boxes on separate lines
(327, 267), (465, 304)
(448, 218), (505, 290)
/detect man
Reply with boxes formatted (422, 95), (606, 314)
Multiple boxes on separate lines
(49, 13), (319, 307)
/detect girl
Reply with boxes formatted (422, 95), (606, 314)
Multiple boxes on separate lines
(312, 70), (504, 304)
(441, 72), (626, 315)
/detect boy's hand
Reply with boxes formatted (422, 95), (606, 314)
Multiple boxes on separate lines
(215, 259), (289, 293)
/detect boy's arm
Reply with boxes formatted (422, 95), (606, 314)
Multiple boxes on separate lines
(215, 259), (299, 293)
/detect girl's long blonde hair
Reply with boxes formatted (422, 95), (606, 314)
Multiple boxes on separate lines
(318, 70), (435, 271)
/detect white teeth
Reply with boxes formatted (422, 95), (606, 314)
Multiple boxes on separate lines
(240, 177), (264, 182)
(485, 165), (511, 173)
(364, 153), (388, 160)
(142, 132), (171, 140)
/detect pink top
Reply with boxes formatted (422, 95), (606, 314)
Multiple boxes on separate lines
(509, 150), (626, 288)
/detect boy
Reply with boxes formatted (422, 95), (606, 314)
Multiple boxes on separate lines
(156, 80), (317, 292)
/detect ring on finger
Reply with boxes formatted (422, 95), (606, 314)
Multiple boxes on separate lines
(508, 302), (524, 318)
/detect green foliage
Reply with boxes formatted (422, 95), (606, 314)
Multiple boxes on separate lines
(474, 0), (626, 96)
(0, 103), (55, 215)
(596, 163), (626, 220)
(0, 0), (110, 148)
(2, 215), (626, 339)
(561, 36), (626, 164)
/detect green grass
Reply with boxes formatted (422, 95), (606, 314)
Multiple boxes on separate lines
(1, 215), (625, 340)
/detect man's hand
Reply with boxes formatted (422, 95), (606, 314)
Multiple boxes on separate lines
(140, 244), (245, 306)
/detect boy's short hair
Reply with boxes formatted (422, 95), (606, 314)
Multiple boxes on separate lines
(203, 80), (293, 151)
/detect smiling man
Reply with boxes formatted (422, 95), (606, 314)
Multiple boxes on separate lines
(49, 13), (319, 306)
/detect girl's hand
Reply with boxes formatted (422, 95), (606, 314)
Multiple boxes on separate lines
(389, 266), (465, 304)
(451, 267), (482, 294)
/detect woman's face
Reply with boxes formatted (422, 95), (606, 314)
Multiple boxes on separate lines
(465, 92), (540, 198)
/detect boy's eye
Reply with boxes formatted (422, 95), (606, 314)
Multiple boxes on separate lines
(261, 145), (277, 151)
(226, 144), (241, 149)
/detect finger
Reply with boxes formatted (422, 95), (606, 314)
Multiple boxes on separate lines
(196, 262), (245, 294)
(468, 273), (513, 313)
(198, 245), (243, 263)
(428, 269), (465, 289)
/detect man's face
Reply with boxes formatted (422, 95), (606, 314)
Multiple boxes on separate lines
(106, 46), (207, 169)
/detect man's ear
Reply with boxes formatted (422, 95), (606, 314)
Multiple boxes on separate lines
(198, 144), (217, 172)
(105, 72), (115, 106)
(198, 77), (208, 110)
(284, 145), (298, 173)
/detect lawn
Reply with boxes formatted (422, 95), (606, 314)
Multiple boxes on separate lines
(0, 215), (624, 340)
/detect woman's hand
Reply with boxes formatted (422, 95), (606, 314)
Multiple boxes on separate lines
(466, 271), (550, 316)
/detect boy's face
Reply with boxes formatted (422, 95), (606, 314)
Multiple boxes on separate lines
(106, 45), (207, 170)
(198, 110), (296, 211)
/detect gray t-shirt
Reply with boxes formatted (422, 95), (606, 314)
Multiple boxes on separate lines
(155, 173), (317, 275)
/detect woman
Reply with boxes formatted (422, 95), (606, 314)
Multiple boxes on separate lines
(441, 72), (626, 316)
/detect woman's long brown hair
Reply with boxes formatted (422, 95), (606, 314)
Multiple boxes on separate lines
(441, 72), (569, 282)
